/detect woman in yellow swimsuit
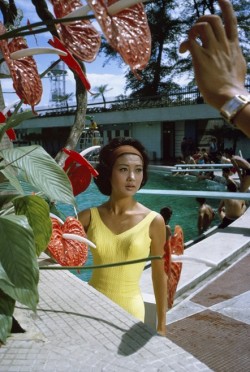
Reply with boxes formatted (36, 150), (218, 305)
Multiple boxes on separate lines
(78, 137), (167, 336)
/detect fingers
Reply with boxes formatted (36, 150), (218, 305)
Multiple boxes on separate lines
(179, 0), (239, 53)
(218, 0), (239, 41)
(194, 15), (227, 46)
(179, 20), (218, 54)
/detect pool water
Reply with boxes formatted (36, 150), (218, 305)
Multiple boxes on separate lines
(57, 170), (225, 282)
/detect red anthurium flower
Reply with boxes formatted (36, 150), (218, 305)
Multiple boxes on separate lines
(48, 37), (91, 91)
(0, 22), (42, 111)
(5, 128), (16, 141)
(50, 0), (101, 63)
(63, 148), (98, 196)
(0, 111), (16, 141)
(87, 0), (151, 77)
(164, 225), (184, 309)
(47, 216), (88, 266)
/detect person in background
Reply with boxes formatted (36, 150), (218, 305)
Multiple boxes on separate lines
(218, 150), (233, 165)
(222, 167), (236, 188)
(192, 148), (202, 163)
(181, 137), (189, 161)
(196, 198), (215, 235)
(160, 206), (173, 241)
(231, 155), (250, 192)
(209, 138), (218, 162)
(187, 137), (195, 157)
(180, 0), (250, 138)
(218, 182), (246, 228)
(78, 137), (167, 336)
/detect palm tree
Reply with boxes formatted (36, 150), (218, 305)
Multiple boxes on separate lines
(91, 84), (112, 109)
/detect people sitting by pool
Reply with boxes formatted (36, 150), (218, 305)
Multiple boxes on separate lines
(196, 198), (215, 235)
(192, 148), (202, 163)
(78, 137), (168, 336)
(218, 182), (247, 229)
(197, 171), (215, 181)
(221, 167), (236, 188)
(160, 206), (173, 240)
(231, 156), (250, 192)
(217, 150), (232, 165)
(186, 154), (196, 165)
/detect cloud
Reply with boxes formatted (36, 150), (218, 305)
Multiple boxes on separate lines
(2, 70), (127, 108)
(88, 73), (127, 97)
(59, 69), (127, 100)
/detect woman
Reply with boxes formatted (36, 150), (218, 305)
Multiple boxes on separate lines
(78, 137), (167, 336)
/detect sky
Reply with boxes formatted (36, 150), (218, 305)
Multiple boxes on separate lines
(1, 0), (132, 109)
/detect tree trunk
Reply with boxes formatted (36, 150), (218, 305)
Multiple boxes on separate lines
(30, 0), (89, 166)
(54, 72), (88, 167)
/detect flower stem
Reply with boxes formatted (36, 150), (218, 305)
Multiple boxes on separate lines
(39, 255), (162, 270)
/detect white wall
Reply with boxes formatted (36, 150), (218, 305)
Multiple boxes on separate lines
(132, 122), (162, 160)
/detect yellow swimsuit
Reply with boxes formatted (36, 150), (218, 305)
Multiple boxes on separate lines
(87, 207), (157, 322)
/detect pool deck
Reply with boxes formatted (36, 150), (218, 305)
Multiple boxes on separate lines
(0, 170), (249, 371)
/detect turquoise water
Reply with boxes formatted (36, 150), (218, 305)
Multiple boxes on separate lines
(57, 170), (224, 282)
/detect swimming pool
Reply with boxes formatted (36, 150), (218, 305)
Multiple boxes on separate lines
(57, 170), (225, 282)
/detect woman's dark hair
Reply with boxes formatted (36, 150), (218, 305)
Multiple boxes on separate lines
(94, 137), (149, 195)
(160, 206), (172, 224)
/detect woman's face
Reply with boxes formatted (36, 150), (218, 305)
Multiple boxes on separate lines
(110, 153), (143, 197)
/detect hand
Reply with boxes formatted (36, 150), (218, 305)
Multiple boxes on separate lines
(179, 0), (247, 109)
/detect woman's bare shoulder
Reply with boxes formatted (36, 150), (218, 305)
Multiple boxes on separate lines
(150, 211), (166, 229)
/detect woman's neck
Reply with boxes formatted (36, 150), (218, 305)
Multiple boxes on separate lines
(105, 197), (137, 214)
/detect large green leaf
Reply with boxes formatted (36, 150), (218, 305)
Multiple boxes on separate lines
(0, 164), (24, 195)
(0, 289), (15, 344)
(0, 215), (39, 310)
(1, 145), (75, 205)
(13, 195), (52, 256)
(0, 193), (18, 210)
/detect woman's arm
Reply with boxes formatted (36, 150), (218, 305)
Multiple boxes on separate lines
(197, 207), (205, 235)
(230, 157), (242, 183)
(150, 214), (168, 336)
(218, 200), (225, 220)
(179, 0), (250, 137)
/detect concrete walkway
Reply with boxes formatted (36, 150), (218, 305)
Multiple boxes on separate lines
(0, 262), (210, 371)
(0, 170), (249, 371)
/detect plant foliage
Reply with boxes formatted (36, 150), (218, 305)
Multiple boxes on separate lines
(0, 114), (75, 344)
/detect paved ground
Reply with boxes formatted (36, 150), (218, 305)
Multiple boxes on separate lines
(167, 251), (250, 372)
(0, 266), (211, 372)
(0, 169), (249, 371)
(1, 248), (249, 371)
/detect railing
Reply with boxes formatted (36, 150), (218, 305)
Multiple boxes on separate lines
(31, 81), (250, 118)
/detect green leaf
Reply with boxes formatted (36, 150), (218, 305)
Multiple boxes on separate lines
(1, 145), (75, 205)
(0, 164), (25, 195)
(0, 215), (39, 310)
(0, 194), (18, 209)
(0, 289), (15, 344)
(13, 195), (52, 256)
